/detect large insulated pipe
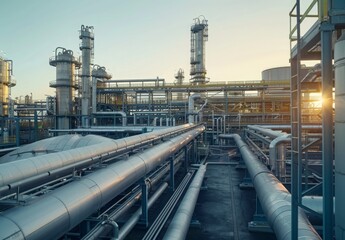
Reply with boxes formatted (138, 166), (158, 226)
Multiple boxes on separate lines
(0, 126), (205, 240)
(335, 32), (345, 240)
(0, 124), (195, 194)
(219, 134), (320, 240)
(188, 94), (201, 124)
(163, 164), (206, 240)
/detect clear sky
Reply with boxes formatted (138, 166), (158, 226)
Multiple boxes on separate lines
(0, 0), (300, 100)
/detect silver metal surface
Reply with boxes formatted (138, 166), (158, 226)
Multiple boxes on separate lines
(247, 125), (285, 139)
(0, 134), (111, 163)
(261, 67), (291, 81)
(80, 25), (94, 128)
(0, 125), (204, 240)
(0, 124), (196, 194)
(0, 57), (13, 116)
(49, 47), (80, 130)
(335, 32), (345, 240)
(190, 16), (208, 84)
(219, 134), (321, 240)
(91, 65), (112, 115)
(188, 94), (201, 124)
(269, 134), (290, 175)
(163, 164), (206, 240)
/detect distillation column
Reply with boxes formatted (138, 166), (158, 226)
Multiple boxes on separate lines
(190, 16), (208, 85)
(175, 68), (184, 100)
(80, 25), (94, 128)
(49, 48), (81, 130)
(0, 58), (15, 117)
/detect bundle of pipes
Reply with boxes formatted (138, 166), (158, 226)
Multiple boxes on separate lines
(245, 125), (291, 175)
(163, 164), (206, 240)
(0, 125), (205, 240)
(219, 134), (321, 240)
(0, 123), (198, 196)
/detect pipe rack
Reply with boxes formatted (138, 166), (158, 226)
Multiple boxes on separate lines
(0, 125), (205, 240)
(0, 124), (196, 196)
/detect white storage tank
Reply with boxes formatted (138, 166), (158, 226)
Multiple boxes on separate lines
(261, 66), (291, 81)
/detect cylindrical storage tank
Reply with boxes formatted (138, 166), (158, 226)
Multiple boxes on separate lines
(49, 48), (81, 130)
(334, 33), (345, 240)
(261, 67), (291, 81)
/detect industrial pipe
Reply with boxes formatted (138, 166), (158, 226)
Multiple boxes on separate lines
(269, 134), (291, 174)
(153, 117), (158, 126)
(0, 126), (205, 240)
(335, 32), (345, 240)
(118, 182), (169, 239)
(254, 125), (322, 130)
(0, 124), (196, 195)
(188, 94), (201, 124)
(82, 154), (184, 240)
(163, 164), (206, 240)
(247, 125), (285, 139)
(219, 134), (320, 240)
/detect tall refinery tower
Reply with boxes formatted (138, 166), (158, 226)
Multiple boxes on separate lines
(80, 25), (94, 128)
(190, 16), (208, 84)
(49, 48), (81, 130)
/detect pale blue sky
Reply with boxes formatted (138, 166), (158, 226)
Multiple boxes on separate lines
(0, 0), (300, 100)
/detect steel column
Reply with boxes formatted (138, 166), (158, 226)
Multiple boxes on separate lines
(321, 21), (334, 240)
(290, 1), (303, 238)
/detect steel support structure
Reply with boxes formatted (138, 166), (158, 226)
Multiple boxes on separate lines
(290, 1), (303, 239)
(290, 1), (336, 238)
(320, 20), (334, 240)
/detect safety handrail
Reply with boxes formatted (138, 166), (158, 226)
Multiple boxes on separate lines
(289, 0), (319, 43)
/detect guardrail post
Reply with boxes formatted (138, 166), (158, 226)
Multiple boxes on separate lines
(140, 178), (149, 227)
